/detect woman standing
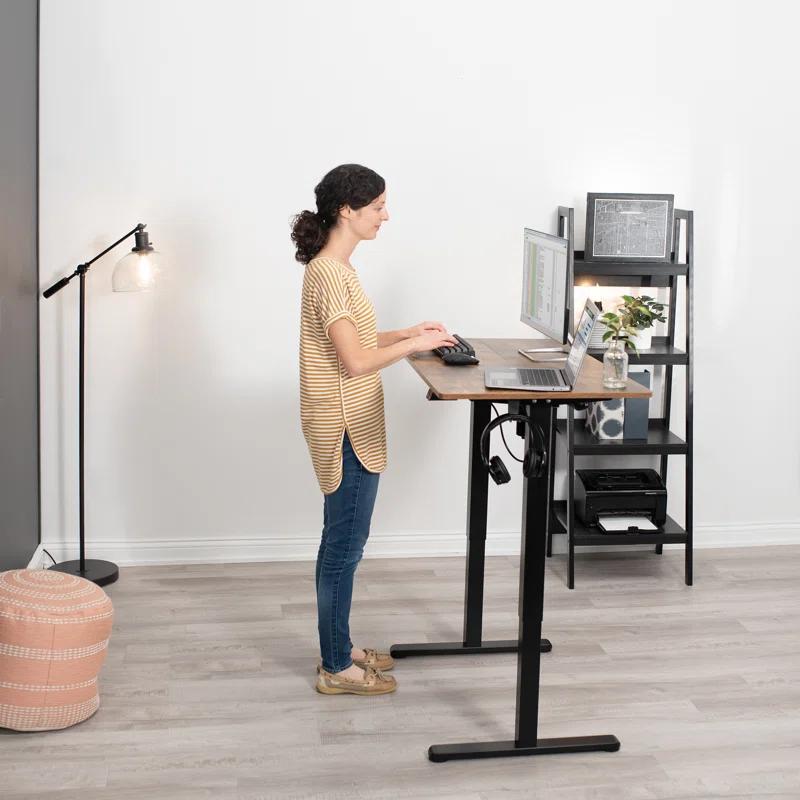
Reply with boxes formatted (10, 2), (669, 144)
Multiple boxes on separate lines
(293, 164), (456, 696)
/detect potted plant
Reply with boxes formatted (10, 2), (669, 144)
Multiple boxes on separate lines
(599, 295), (667, 388)
(619, 294), (668, 350)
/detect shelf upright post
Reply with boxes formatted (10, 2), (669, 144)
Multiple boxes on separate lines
(656, 215), (681, 555)
(567, 406), (576, 589)
(685, 210), (694, 586)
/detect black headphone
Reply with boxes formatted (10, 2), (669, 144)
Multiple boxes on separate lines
(480, 412), (548, 485)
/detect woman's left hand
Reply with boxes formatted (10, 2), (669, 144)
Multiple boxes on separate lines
(405, 321), (449, 339)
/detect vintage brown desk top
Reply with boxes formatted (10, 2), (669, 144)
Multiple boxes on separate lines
(406, 338), (653, 401)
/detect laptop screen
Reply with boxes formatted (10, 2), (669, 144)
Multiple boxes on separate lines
(565, 300), (599, 384)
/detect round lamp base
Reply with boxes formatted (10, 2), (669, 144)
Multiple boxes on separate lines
(50, 559), (119, 587)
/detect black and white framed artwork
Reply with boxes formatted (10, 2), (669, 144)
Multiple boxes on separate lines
(585, 193), (674, 262)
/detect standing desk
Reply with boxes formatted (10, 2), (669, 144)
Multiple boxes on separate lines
(390, 337), (652, 762)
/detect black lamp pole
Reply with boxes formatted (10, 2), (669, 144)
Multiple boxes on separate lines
(43, 222), (155, 587)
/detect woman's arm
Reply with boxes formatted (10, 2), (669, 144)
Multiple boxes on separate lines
(327, 319), (456, 378)
(376, 328), (410, 348)
(377, 321), (449, 347)
(328, 319), (416, 377)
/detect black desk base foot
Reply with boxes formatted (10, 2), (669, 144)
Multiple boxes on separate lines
(428, 734), (620, 762)
(390, 639), (551, 658)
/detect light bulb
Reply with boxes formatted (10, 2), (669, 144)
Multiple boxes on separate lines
(112, 248), (163, 292)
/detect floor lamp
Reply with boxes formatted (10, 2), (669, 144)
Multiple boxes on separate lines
(43, 223), (163, 586)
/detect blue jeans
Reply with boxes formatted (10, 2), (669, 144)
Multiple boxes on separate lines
(315, 429), (380, 673)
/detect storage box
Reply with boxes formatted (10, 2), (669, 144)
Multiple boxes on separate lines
(586, 397), (625, 439)
(585, 369), (651, 440)
(623, 370), (651, 439)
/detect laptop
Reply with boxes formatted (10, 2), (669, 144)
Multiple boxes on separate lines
(484, 299), (600, 391)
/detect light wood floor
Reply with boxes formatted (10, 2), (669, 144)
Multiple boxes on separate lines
(3, 545), (800, 799)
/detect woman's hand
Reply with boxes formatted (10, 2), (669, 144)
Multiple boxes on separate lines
(410, 330), (458, 354)
(405, 321), (450, 339)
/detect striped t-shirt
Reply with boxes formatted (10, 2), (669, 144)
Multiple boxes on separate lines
(299, 256), (387, 494)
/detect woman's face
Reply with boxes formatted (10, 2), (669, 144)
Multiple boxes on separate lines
(344, 192), (389, 240)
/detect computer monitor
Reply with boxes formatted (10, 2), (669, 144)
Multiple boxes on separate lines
(519, 228), (571, 360)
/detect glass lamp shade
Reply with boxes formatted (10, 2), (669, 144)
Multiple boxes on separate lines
(112, 249), (163, 292)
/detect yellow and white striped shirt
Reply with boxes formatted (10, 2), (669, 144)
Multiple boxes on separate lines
(299, 256), (387, 494)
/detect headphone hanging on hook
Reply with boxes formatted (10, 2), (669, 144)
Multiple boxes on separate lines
(480, 412), (548, 485)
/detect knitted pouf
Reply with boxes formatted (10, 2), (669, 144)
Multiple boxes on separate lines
(0, 569), (114, 731)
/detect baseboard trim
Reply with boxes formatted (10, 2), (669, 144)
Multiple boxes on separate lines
(39, 520), (800, 567)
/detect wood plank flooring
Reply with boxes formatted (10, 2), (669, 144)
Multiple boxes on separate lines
(2, 545), (799, 799)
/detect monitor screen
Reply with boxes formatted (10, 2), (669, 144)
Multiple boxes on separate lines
(520, 228), (569, 344)
(565, 299), (599, 383)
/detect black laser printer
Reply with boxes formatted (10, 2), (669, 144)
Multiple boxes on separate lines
(575, 469), (667, 531)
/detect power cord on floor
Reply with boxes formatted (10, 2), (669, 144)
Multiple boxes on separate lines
(490, 403), (524, 463)
(42, 548), (57, 567)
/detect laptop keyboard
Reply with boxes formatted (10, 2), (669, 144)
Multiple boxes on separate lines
(519, 368), (560, 386)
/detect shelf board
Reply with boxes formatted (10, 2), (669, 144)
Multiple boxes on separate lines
(574, 251), (688, 277)
(550, 501), (688, 546)
(556, 419), (688, 455)
(588, 337), (688, 365)
(576, 274), (673, 288)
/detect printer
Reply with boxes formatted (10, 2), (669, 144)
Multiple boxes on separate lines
(575, 469), (667, 529)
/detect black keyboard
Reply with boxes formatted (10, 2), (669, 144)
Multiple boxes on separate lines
(434, 334), (475, 359)
(519, 368), (561, 386)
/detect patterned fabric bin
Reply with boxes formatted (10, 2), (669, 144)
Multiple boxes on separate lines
(0, 569), (113, 731)
(586, 398), (625, 439)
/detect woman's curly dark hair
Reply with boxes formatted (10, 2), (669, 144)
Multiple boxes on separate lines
(291, 164), (385, 264)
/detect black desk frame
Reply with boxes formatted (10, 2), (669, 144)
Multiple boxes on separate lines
(390, 398), (620, 762)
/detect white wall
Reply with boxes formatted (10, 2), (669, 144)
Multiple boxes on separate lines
(39, 0), (800, 566)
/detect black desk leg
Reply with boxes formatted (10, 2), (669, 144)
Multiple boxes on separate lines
(391, 400), (551, 659)
(428, 400), (619, 762)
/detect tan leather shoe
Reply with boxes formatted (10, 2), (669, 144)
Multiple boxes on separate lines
(352, 647), (394, 672)
(315, 664), (397, 695)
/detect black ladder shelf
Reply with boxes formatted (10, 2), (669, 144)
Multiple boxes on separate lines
(546, 206), (694, 588)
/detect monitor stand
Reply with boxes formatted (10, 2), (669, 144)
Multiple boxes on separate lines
(518, 333), (572, 362)
(518, 349), (567, 362)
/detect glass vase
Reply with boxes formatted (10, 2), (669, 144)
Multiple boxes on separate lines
(602, 339), (629, 389)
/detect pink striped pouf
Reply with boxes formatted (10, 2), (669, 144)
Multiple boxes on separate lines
(0, 569), (114, 731)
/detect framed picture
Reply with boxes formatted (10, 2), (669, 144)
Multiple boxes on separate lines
(585, 193), (674, 262)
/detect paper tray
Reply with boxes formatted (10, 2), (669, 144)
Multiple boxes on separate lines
(597, 514), (659, 533)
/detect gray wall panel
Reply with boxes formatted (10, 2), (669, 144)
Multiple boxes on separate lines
(0, 0), (40, 569)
